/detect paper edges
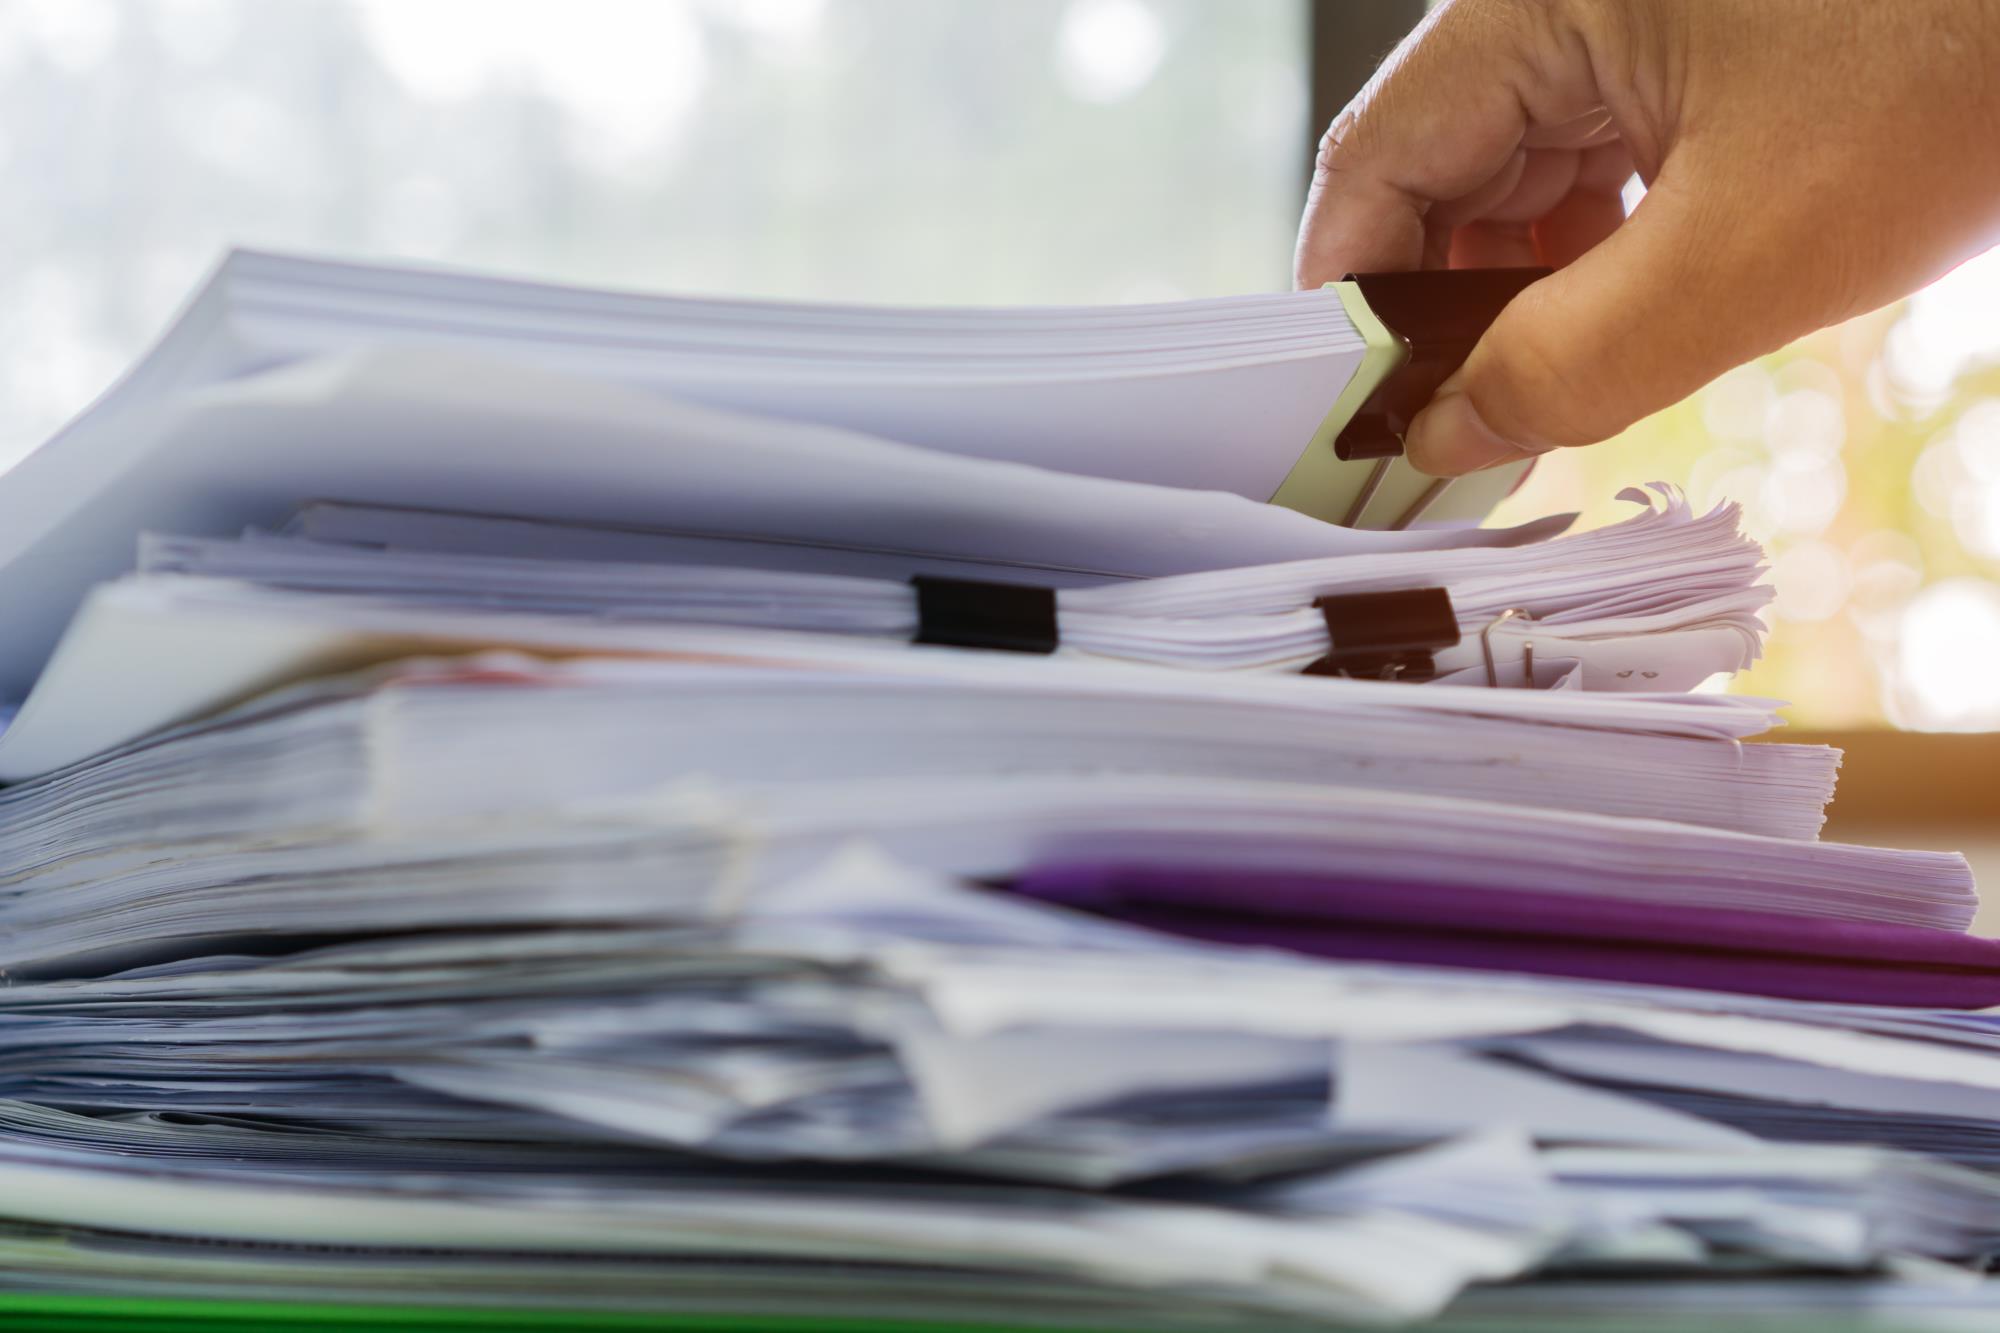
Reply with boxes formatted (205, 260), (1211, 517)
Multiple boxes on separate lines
(1266, 281), (1408, 525)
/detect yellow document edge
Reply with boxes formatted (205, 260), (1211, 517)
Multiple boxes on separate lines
(1266, 281), (1409, 525)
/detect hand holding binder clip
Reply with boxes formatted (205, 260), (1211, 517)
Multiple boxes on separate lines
(1274, 267), (1549, 532)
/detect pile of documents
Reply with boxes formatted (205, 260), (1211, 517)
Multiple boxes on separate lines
(0, 252), (1995, 1329)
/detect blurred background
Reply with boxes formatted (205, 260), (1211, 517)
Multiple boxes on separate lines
(1, 1), (1996, 770)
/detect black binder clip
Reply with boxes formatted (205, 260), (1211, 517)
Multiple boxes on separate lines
(911, 575), (1059, 655)
(1302, 587), (1459, 680)
(1332, 268), (1549, 462)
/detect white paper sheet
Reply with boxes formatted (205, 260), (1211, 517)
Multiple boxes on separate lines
(1334, 1041), (1758, 1150)
(0, 347), (1553, 708)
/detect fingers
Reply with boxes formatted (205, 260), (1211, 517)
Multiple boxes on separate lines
(1477, 149), (1584, 225)
(1447, 141), (1625, 266)
(1404, 175), (1805, 476)
(1449, 221), (1540, 269)
(1294, 0), (1617, 288)
(1308, 0), (2000, 479)
(1426, 150), (1530, 230)
(1521, 107), (1619, 151)
(1531, 142), (1634, 265)
(1299, 0), (1773, 476)
(1532, 183), (1628, 269)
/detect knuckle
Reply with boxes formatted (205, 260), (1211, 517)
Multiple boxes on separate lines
(1311, 110), (1359, 185)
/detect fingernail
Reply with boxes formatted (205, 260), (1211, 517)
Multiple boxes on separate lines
(1405, 385), (1536, 477)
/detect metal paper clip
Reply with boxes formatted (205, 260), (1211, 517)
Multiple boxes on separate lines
(1387, 476), (1454, 531)
(1340, 457), (1394, 527)
(1480, 607), (1536, 687)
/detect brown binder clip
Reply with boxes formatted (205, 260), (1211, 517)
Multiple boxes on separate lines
(1302, 586), (1460, 680)
(1331, 268), (1550, 462)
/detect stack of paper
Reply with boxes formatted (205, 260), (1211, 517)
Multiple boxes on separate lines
(132, 481), (1768, 687)
(1, 650), (1959, 982)
(0, 252), (1992, 1330)
(6, 849), (2000, 1327)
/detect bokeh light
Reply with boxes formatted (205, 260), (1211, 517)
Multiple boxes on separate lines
(1771, 542), (1849, 622)
(1886, 244), (2000, 401)
(1893, 578), (2000, 730)
(1056, 0), (1167, 103)
(356, 0), (710, 167)
(0, 0), (120, 73)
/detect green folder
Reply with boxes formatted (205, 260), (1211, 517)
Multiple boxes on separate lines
(0, 1296), (1131, 1333)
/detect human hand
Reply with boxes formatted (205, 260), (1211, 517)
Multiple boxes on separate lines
(1296, 0), (2000, 476)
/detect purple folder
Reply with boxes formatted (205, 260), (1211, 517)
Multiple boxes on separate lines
(1010, 865), (2000, 1009)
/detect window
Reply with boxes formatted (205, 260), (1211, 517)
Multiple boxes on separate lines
(0, 0), (1307, 461)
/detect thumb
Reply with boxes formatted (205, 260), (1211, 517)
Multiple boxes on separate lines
(1404, 177), (1817, 477)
